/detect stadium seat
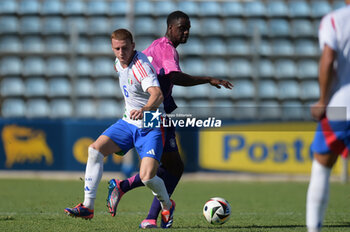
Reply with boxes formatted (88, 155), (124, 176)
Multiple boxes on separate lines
(333, 0), (346, 10)
(289, 1), (310, 17)
(96, 99), (124, 118)
(95, 78), (118, 97)
(45, 36), (68, 53)
(0, 57), (22, 75)
(41, 0), (63, 15)
(154, 1), (177, 16)
(155, 17), (167, 36)
(201, 18), (224, 36)
(178, 1), (198, 16)
(76, 57), (92, 76)
(271, 39), (294, 56)
(244, 0), (266, 17)
(46, 57), (69, 76)
(258, 100), (281, 120)
(258, 59), (275, 78)
(50, 99), (73, 118)
(111, 16), (129, 30)
(20, 16), (41, 34)
(25, 77), (47, 97)
(172, 86), (189, 99)
(224, 18), (246, 36)
(278, 80), (300, 99)
(281, 100), (304, 120)
(75, 99), (96, 118)
(258, 40), (272, 56)
(211, 99), (234, 119)
(1, 98), (26, 118)
(181, 58), (206, 76)
(227, 38), (251, 55)
(88, 16), (111, 34)
(177, 37), (204, 55)
(268, 19), (290, 37)
(0, 36), (21, 52)
(222, 1), (243, 16)
(43, 16), (66, 34)
(76, 36), (90, 53)
(18, 0), (40, 14)
(275, 59), (297, 79)
(187, 85), (211, 98)
(246, 19), (268, 36)
(27, 99), (50, 118)
(0, 0), (17, 14)
(232, 80), (255, 99)
(235, 100), (257, 120)
(297, 59), (318, 79)
(23, 57), (46, 76)
(206, 58), (228, 78)
(90, 36), (111, 53)
(0, 16), (18, 33)
(23, 36), (44, 52)
(134, 17), (156, 36)
(64, 0), (85, 15)
(92, 57), (115, 77)
(295, 39), (318, 56)
(229, 59), (252, 78)
(66, 16), (87, 33)
(48, 78), (72, 97)
(0, 77), (25, 97)
(203, 38), (226, 55)
(199, 1), (222, 16)
(135, 36), (154, 52)
(300, 81), (320, 100)
(187, 17), (201, 35)
(134, 0), (154, 15)
(311, 0), (332, 18)
(188, 99), (212, 118)
(74, 78), (94, 97)
(258, 80), (278, 99)
(86, 0), (108, 15)
(109, 0), (127, 15)
(291, 19), (314, 37)
(266, 0), (288, 17)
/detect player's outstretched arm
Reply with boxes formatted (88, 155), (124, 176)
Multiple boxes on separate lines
(130, 86), (164, 120)
(168, 71), (233, 89)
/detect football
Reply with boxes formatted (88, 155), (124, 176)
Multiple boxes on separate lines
(203, 197), (231, 225)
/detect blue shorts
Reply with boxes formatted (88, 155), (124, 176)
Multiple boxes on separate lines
(311, 117), (350, 158)
(163, 119), (178, 153)
(102, 119), (165, 162)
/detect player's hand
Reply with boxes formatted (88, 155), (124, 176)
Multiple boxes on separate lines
(130, 109), (144, 120)
(311, 100), (326, 121)
(209, 78), (233, 89)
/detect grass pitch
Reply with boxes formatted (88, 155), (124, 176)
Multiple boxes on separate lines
(0, 178), (350, 232)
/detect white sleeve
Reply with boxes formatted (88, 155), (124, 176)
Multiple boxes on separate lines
(318, 14), (337, 51)
(137, 58), (160, 92)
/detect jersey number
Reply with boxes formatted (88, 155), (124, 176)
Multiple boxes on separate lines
(123, 85), (129, 97)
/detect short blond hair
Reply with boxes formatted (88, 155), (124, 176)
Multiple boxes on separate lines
(111, 28), (134, 43)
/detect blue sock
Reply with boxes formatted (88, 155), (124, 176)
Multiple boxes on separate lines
(119, 173), (144, 193)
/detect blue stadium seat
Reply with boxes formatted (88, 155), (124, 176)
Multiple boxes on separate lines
(224, 18), (246, 36)
(181, 58), (206, 76)
(206, 58), (227, 78)
(227, 38), (251, 55)
(199, 1), (222, 16)
(134, 17), (156, 36)
(45, 36), (68, 53)
(333, 0), (346, 10)
(50, 99), (73, 118)
(76, 57), (92, 76)
(109, 1), (127, 15)
(235, 100), (257, 119)
(23, 36), (44, 52)
(297, 59), (318, 79)
(281, 101), (304, 120)
(211, 85), (233, 99)
(259, 40), (272, 56)
(289, 1), (310, 17)
(201, 18), (224, 36)
(275, 59), (297, 79)
(295, 39), (318, 56)
(0, 77), (25, 97)
(20, 16), (41, 34)
(155, 17), (167, 36)
(76, 37), (90, 53)
(66, 16), (87, 33)
(92, 57), (115, 77)
(90, 36), (111, 53)
(291, 19), (314, 37)
(300, 81), (319, 100)
(178, 1), (199, 16)
(135, 36), (154, 52)
(0, 36), (21, 52)
(43, 17), (66, 34)
(172, 87), (189, 99)
(258, 100), (281, 120)
(187, 85), (211, 98)
(41, 0), (63, 15)
(97, 99), (124, 118)
(154, 1), (177, 16)
(187, 18), (201, 35)
(311, 0), (332, 18)
(177, 37), (204, 55)
(135, 0), (154, 15)
(0, 57), (22, 75)
(188, 99), (212, 118)
(313, 19), (321, 37)
(232, 80), (254, 99)
(18, 0), (40, 14)
(203, 38), (226, 55)
(75, 99), (96, 118)
(25, 77), (47, 97)
(222, 1), (243, 16)
(95, 78), (118, 97)
(244, 0), (266, 17)
(111, 16), (129, 30)
(246, 19), (268, 36)
(229, 59), (252, 78)
(0, 16), (18, 33)
(258, 59), (274, 78)
(74, 78), (94, 97)
(0, 0), (17, 14)
(278, 80), (300, 99)
(1, 98), (26, 118)
(266, 0), (288, 17)
(64, 0), (85, 15)
(86, 0), (108, 15)
(48, 78), (72, 97)
(46, 57), (69, 76)
(88, 16), (111, 34)
(27, 99), (50, 118)
(211, 99), (234, 118)
(258, 80), (278, 99)
(23, 57), (46, 76)
(271, 39), (294, 56)
(268, 19), (290, 37)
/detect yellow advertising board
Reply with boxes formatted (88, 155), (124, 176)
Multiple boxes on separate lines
(199, 122), (344, 174)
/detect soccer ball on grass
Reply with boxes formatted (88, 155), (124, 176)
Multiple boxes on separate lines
(203, 197), (231, 225)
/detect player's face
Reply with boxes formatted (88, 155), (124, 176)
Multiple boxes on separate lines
(111, 38), (135, 67)
(169, 18), (190, 45)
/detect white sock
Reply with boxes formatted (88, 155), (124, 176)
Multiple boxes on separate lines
(83, 147), (104, 209)
(142, 175), (171, 210)
(306, 159), (331, 231)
